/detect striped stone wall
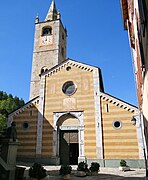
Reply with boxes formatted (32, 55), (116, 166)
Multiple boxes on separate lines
(101, 97), (139, 159)
(43, 63), (98, 159)
(12, 104), (38, 157)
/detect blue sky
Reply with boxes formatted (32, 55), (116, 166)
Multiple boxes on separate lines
(0, 0), (137, 106)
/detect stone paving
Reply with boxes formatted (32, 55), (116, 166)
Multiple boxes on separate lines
(17, 163), (147, 180)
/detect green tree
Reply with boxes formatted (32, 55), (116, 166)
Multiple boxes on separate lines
(0, 114), (7, 131)
(0, 91), (25, 131)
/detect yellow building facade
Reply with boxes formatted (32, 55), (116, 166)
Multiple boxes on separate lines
(8, 0), (146, 167)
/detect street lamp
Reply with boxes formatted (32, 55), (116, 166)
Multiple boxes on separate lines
(131, 113), (147, 176)
(131, 116), (136, 125)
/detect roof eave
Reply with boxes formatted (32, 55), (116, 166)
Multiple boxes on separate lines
(120, 0), (128, 30)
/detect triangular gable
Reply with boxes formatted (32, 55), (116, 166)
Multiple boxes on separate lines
(100, 92), (138, 112)
(41, 58), (96, 76)
(41, 58), (104, 92)
(8, 96), (40, 118)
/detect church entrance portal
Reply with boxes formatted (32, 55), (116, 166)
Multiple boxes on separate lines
(59, 130), (79, 165)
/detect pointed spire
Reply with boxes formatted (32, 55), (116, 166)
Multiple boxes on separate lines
(45, 0), (58, 21)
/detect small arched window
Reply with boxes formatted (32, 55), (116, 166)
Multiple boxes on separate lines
(42, 27), (52, 36)
(40, 66), (48, 74)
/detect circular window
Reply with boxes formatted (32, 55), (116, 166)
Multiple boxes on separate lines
(22, 122), (29, 129)
(113, 120), (122, 129)
(62, 81), (76, 96)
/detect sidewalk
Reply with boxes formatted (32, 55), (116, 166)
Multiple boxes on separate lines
(17, 163), (146, 180)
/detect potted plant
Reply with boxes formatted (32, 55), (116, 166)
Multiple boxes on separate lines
(59, 164), (72, 179)
(89, 162), (100, 176)
(77, 161), (89, 177)
(28, 163), (48, 180)
(119, 160), (130, 171)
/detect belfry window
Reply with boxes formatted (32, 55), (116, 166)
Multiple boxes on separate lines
(42, 27), (52, 36)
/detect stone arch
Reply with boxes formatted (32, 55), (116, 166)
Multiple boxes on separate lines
(56, 113), (79, 127)
(53, 111), (84, 128)
(53, 111), (85, 164)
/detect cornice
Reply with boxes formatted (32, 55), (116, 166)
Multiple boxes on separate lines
(8, 96), (40, 118)
(43, 59), (95, 77)
(100, 92), (138, 112)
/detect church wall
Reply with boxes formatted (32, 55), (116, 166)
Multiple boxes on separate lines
(12, 105), (38, 158)
(101, 98), (139, 159)
(42, 65), (97, 159)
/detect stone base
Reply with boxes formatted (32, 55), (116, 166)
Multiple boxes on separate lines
(87, 159), (145, 168)
(17, 156), (60, 165)
(78, 156), (86, 163)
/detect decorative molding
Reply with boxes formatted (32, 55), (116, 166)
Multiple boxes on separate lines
(42, 59), (94, 77)
(53, 111), (85, 159)
(100, 92), (138, 112)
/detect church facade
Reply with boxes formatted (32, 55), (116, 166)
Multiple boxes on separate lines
(8, 0), (146, 167)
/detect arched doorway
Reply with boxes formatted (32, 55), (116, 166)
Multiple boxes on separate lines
(53, 111), (85, 165)
(57, 114), (79, 165)
(59, 130), (78, 165)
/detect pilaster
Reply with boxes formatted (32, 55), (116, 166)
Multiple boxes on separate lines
(36, 75), (45, 156)
(93, 68), (103, 159)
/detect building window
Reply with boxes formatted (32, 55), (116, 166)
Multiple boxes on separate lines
(106, 104), (109, 112)
(62, 81), (77, 96)
(22, 121), (29, 130)
(138, 0), (146, 37)
(42, 27), (52, 36)
(112, 120), (122, 129)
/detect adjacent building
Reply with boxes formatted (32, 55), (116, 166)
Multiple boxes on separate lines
(8, 0), (147, 167)
(120, 0), (148, 155)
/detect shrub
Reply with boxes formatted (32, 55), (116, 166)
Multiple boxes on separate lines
(89, 162), (100, 172)
(120, 160), (127, 167)
(59, 165), (72, 175)
(28, 163), (47, 180)
(77, 161), (89, 172)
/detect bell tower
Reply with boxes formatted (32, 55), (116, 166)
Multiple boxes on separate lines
(30, 0), (67, 100)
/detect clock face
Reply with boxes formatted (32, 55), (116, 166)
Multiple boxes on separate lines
(41, 35), (52, 46)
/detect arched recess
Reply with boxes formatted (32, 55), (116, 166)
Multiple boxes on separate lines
(53, 111), (85, 164)
(40, 66), (48, 74)
(42, 26), (52, 36)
